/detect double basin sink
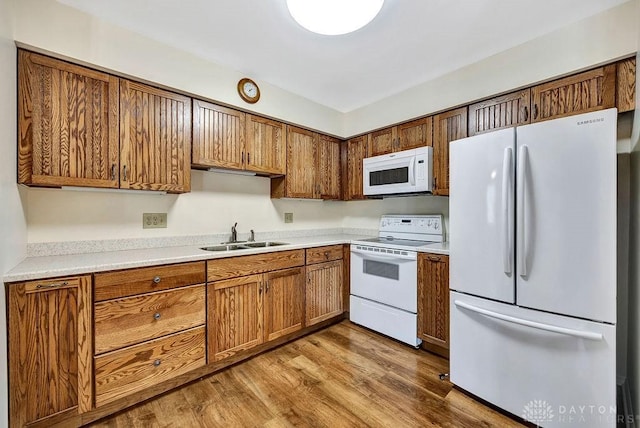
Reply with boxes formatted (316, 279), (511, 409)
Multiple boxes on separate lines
(201, 241), (289, 252)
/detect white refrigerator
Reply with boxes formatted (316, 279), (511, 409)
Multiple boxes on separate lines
(449, 108), (617, 427)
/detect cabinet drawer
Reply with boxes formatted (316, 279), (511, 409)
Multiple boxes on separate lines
(207, 249), (304, 281)
(94, 285), (206, 354)
(94, 261), (206, 302)
(306, 245), (343, 265)
(94, 326), (206, 406)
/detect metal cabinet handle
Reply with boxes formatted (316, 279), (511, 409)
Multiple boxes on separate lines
(247, 152), (250, 164)
(154, 313), (161, 320)
(153, 276), (161, 284)
(523, 106), (529, 122)
(36, 281), (69, 290)
(123, 165), (128, 181)
(153, 359), (161, 367)
(427, 256), (441, 262)
(324, 251), (330, 259)
(242, 152), (245, 164)
(110, 164), (116, 181)
(265, 282), (269, 292)
(533, 104), (539, 120)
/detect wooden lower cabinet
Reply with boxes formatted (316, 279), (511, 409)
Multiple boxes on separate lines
(417, 253), (450, 357)
(8, 275), (93, 428)
(207, 274), (264, 362)
(94, 327), (206, 406)
(306, 260), (344, 326)
(264, 268), (305, 341)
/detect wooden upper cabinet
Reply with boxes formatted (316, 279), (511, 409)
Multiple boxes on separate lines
(18, 50), (120, 189)
(192, 100), (245, 169)
(263, 268), (304, 342)
(433, 107), (467, 196)
(245, 115), (286, 175)
(468, 90), (531, 136)
(531, 65), (616, 123)
(317, 134), (342, 199)
(119, 80), (192, 193)
(369, 127), (396, 156)
(369, 118), (432, 157)
(284, 126), (318, 198)
(8, 276), (93, 427)
(417, 254), (450, 355)
(397, 117), (433, 151)
(617, 57), (636, 113)
(342, 135), (369, 201)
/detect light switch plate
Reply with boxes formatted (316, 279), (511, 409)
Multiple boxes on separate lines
(284, 212), (293, 223)
(143, 213), (167, 229)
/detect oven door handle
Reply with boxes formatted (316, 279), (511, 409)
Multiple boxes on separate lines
(350, 248), (417, 261)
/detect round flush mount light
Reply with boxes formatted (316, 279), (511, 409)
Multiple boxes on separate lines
(286, 0), (385, 36)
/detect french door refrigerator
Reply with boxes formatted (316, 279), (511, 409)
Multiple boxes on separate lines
(450, 108), (617, 427)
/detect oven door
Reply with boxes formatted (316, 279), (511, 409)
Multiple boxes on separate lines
(350, 245), (418, 313)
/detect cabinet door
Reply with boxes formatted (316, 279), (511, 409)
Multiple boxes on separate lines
(317, 134), (342, 200)
(18, 50), (119, 188)
(192, 100), (244, 169)
(342, 135), (369, 200)
(264, 268), (304, 342)
(433, 107), (467, 196)
(531, 65), (616, 123)
(397, 117), (432, 151)
(468, 90), (530, 136)
(617, 57), (636, 113)
(305, 260), (343, 326)
(207, 275), (263, 362)
(245, 115), (286, 175)
(285, 126), (317, 198)
(120, 80), (192, 193)
(369, 127), (396, 156)
(417, 254), (450, 351)
(8, 276), (92, 427)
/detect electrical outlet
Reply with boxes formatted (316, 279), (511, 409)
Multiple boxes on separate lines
(143, 213), (167, 229)
(284, 212), (293, 223)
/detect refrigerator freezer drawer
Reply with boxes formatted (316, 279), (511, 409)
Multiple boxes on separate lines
(349, 295), (421, 347)
(450, 292), (616, 428)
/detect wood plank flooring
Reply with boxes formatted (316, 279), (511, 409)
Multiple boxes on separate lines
(88, 321), (525, 427)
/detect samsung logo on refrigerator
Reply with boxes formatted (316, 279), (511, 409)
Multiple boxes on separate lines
(577, 118), (605, 125)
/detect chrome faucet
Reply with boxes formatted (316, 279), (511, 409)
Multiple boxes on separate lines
(249, 229), (255, 242)
(230, 222), (238, 243)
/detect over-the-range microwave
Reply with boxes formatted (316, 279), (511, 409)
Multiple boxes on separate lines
(363, 146), (433, 196)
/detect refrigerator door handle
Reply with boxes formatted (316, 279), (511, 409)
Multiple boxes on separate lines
(453, 300), (604, 341)
(502, 147), (513, 275)
(517, 145), (529, 277)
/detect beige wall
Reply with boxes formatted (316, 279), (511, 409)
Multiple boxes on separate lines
(343, 0), (639, 137)
(0, 0), (26, 425)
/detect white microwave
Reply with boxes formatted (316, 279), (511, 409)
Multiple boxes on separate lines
(363, 146), (433, 196)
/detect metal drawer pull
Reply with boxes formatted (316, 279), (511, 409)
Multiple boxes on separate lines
(36, 281), (69, 290)
(153, 359), (161, 367)
(123, 165), (128, 182)
(324, 251), (330, 258)
(154, 313), (161, 320)
(427, 256), (441, 262)
(110, 164), (116, 181)
(153, 276), (161, 284)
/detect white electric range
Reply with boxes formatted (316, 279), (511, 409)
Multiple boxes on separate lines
(349, 214), (444, 346)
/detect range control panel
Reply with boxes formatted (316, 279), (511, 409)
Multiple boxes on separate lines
(379, 215), (444, 241)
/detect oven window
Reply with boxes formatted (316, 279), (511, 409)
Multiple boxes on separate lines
(363, 259), (399, 280)
(369, 167), (409, 186)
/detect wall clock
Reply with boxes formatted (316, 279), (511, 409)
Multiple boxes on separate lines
(237, 78), (260, 104)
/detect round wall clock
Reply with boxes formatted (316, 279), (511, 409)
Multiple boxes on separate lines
(237, 78), (260, 104)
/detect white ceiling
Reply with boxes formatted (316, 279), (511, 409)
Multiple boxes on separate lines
(59, 0), (629, 113)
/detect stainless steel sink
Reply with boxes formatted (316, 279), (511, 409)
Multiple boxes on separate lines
(241, 241), (288, 248)
(200, 241), (288, 252)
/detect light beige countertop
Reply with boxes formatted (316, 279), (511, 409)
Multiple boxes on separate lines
(4, 233), (450, 283)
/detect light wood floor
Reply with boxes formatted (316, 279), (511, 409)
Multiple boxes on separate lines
(89, 321), (525, 427)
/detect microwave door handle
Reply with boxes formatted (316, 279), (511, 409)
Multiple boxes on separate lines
(409, 156), (416, 185)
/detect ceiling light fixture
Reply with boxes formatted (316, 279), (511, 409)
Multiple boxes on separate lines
(286, 0), (384, 36)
